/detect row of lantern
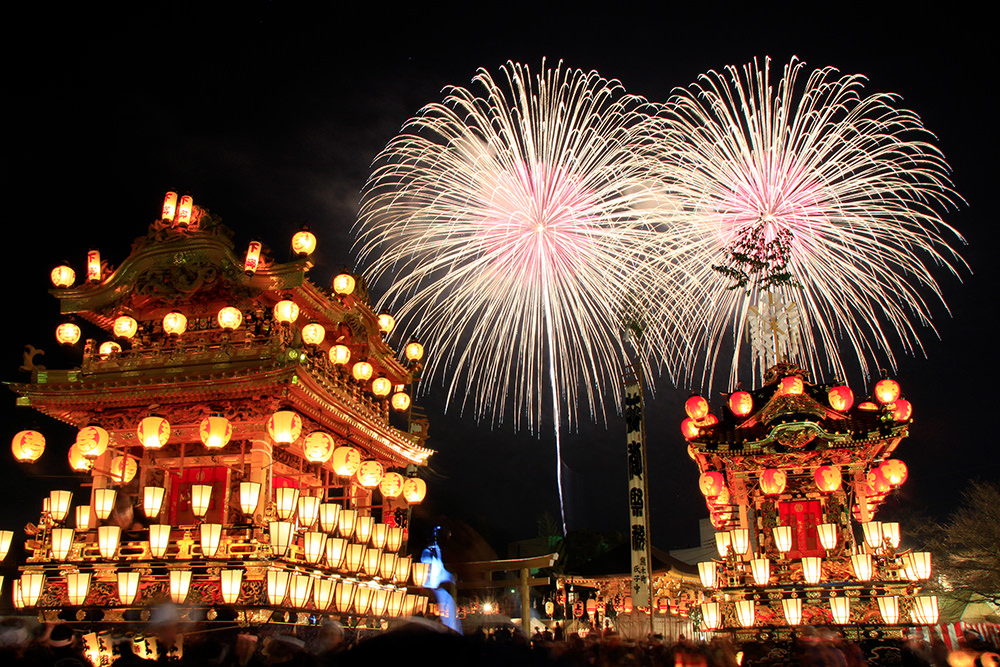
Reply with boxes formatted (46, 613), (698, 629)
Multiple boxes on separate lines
(698, 593), (938, 630)
(10, 566), (429, 618)
(681, 376), (912, 440)
(698, 460), (908, 500)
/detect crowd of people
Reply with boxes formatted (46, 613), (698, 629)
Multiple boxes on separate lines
(0, 613), (996, 667)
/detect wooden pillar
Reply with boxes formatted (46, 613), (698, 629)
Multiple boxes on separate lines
(520, 567), (531, 637)
(249, 438), (272, 517)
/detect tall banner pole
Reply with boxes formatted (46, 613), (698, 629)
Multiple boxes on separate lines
(624, 364), (654, 637)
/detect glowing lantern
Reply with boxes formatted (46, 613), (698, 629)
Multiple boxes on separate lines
(267, 410), (302, 444)
(344, 543), (365, 572)
(137, 416), (170, 449)
(269, 521), (294, 557)
(162, 191), (178, 220)
(301, 323), (326, 346)
(303, 532), (326, 564)
(830, 596), (850, 624)
(267, 570), (291, 605)
(385, 527), (403, 553)
(190, 484), (212, 518)
(76, 426), (109, 458)
(862, 521), (884, 550)
(274, 487), (299, 521)
(913, 596), (939, 625)
(298, 496), (320, 528)
(394, 556), (412, 583)
(904, 552), (932, 580)
(326, 537), (346, 569)
(685, 396), (709, 420)
(244, 241), (262, 275)
(817, 523), (838, 551)
(735, 600), (755, 628)
(698, 562), (716, 589)
(329, 344), (351, 365)
(371, 523), (389, 550)
(801, 556), (823, 584)
(113, 315), (138, 340)
(273, 300), (299, 324)
(730, 528), (750, 555)
(411, 562), (430, 588)
(779, 376), (804, 396)
(148, 525), (170, 558)
(827, 385), (854, 411)
(391, 392), (411, 411)
(220, 570), (243, 605)
(875, 378), (901, 404)
(364, 547), (382, 576)
(333, 273), (356, 296)
(698, 471), (725, 497)
(750, 557), (770, 585)
(877, 595), (899, 624)
(87, 250), (102, 283)
(143, 486), (165, 519)
(715, 531), (732, 557)
(371, 587), (390, 616)
(314, 577), (335, 611)
(0, 530), (14, 560)
(403, 477), (427, 504)
(200, 415), (232, 449)
(850, 553), (873, 581)
(773, 526), (793, 554)
(867, 468), (891, 495)
(356, 516), (375, 544)
(118, 571), (140, 605)
(336, 580), (357, 612)
(782, 598), (802, 626)
(380, 472), (404, 498)
(338, 509), (358, 540)
(240, 482), (261, 515)
(319, 503), (342, 533)
(109, 455), (137, 484)
(699, 414), (718, 427)
(760, 469), (787, 495)
(728, 391), (753, 417)
(292, 228), (317, 256)
(170, 569), (192, 604)
(354, 584), (374, 614)
(98, 525), (121, 559)
(51, 265), (75, 288)
(200, 523), (222, 557)
(75, 506), (91, 531)
(357, 460), (384, 488)
(176, 195), (194, 225)
(892, 399), (913, 421)
(880, 459), (908, 486)
(377, 313), (395, 335)
(882, 521), (901, 548)
(371, 377), (392, 397)
(56, 322), (81, 345)
(51, 528), (74, 560)
(814, 466), (842, 493)
(623, 597), (633, 614)
(681, 418), (700, 440)
(302, 431), (336, 463)
(217, 306), (243, 330)
(11, 430), (45, 463)
(332, 446), (361, 477)
(858, 401), (878, 411)
(98, 341), (121, 356)
(20, 572), (44, 607)
(94, 488), (116, 520)
(352, 361), (374, 382)
(404, 341), (424, 362)
(162, 311), (187, 336)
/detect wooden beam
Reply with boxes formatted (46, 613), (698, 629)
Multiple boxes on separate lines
(456, 577), (551, 590)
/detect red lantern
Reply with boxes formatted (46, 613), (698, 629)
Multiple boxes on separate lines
(685, 396), (709, 420)
(728, 391), (752, 417)
(828, 385), (854, 411)
(892, 399), (912, 421)
(814, 466), (842, 493)
(874, 378), (900, 404)
(760, 469), (787, 495)
(867, 468), (891, 494)
(380, 472), (405, 498)
(880, 459), (908, 486)
(858, 401), (879, 411)
(778, 376), (804, 396)
(12, 430), (45, 463)
(681, 418), (699, 440)
(302, 432), (336, 463)
(699, 471), (725, 497)
(699, 414), (718, 427)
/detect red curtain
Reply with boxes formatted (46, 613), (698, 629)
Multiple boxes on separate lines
(778, 500), (824, 558)
(168, 466), (229, 525)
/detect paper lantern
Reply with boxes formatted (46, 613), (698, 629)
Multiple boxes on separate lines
(297, 495), (320, 528)
(830, 596), (850, 624)
(267, 570), (290, 605)
(162, 311), (187, 336)
(12, 430), (45, 463)
(681, 418), (699, 440)
(338, 509), (358, 539)
(364, 547), (382, 576)
(344, 543), (365, 572)
(394, 555), (412, 583)
(403, 478), (427, 504)
(892, 399), (913, 421)
(404, 341), (424, 362)
(176, 195), (194, 225)
(319, 503), (342, 533)
(269, 521), (294, 557)
(411, 562), (430, 588)
(244, 241), (262, 275)
(118, 571), (140, 605)
(239, 482), (261, 515)
(274, 487), (299, 521)
(817, 523), (838, 550)
(313, 577), (335, 611)
(773, 525), (793, 553)
(371, 523), (389, 549)
(291, 228), (317, 256)
(904, 552), (932, 580)
(303, 532), (326, 564)
(371, 587), (390, 616)
(138, 416), (170, 449)
(51, 528), (74, 561)
(75, 506), (91, 531)
(735, 600), (755, 628)
(98, 525), (121, 559)
(190, 484), (212, 518)
(828, 385), (855, 411)
(47, 490), (71, 523)
(267, 410), (302, 444)
(110, 455), (137, 484)
(874, 378), (901, 404)
(113, 315), (138, 340)
(93, 488), (116, 520)
(357, 460), (384, 488)
(273, 300), (300, 324)
(913, 596), (939, 625)
(170, 569), (192, 604)
(87, 250), (102, 283)
(781, 598), (802, 626)
(98, 341), (121, 356)
(51, 265), (76, 288)
(381, 552), (398, 579)
(217, 306), (243, 330)
(380, 472), (404, 498)
(698, 562), (716, 589)
(377, 313), (395, 334)
(371, 377), (392, 397)
(326, 537), (346, 569)
(67, 443), (91, 472)
(699, 472), (725, 498)
(162, 191), (178, 220)
(685, 396), (709, 420)
(850, 553), (873, 581)
(220, 569), (243, 605)
(66, 571), (92, 607)
(302, 431), (336, 463)
(880, 459), (908, 486)
(335, 580), (357, 612)
(143, 486), (165, 519)
(750, 557), (770, 585)
(200, 523), (223, 558)
(56, 322), (81, 345)
(301, 323), (326, 346)
(200, 415), (232, 449)
(862, 521), (883, 550)
(760, 469), (787, 495)
(728, 391), (753, 417)
(730, 528), (750, 555)
(715, 531), (732, 557)
(877, 595), (899, 624)
(701, 602), (721, 630)
(76, 426), (109, 458)
(385, 526), (404, 553)
(352, 361), (374, 382)
(355, 516), (375, 544)
(779, 376), (804, 396)
(801, 556), (822, 584)
(329, 344), (351, 365)
(20, 572), (45, 607)
(391, 392), (411, 411)
(354, 584), (374, 614)
(333, 273), (356, 295)
(882, 521), (901, 548)
(814, 465), (842, 493)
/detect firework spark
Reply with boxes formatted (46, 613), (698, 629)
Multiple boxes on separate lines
(356, 61), (679, 531)
(649, 56), (966, 388)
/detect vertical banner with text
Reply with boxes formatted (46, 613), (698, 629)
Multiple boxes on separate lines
(624, 375), (652, 615)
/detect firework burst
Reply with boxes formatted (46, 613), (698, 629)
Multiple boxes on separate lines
(356, 61), (679, 530)
(649, 56), (966, 388)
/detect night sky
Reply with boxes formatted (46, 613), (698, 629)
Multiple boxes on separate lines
(3, 3), (995, 559)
